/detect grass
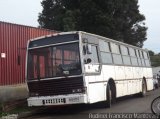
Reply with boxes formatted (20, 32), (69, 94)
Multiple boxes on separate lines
(0, 101), (34, 117)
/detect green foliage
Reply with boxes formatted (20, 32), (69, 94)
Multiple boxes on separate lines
(150, 55), (160, 67)
(0, 112), (8, 117)
(0, 102), (33, 117)
(149, 50), (160, 67)
(38, 0), (147, 47)
(148, 50), (155, 56)
(0, 103), (7, 117)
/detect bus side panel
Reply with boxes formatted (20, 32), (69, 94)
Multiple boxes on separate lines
(114, 66), (125, 97)
(132, 67), (142, 93)
(125, 66), (135, 95)
(102, 65), (115, 100)
(86, 65), (116, 103)
(86, 75), (105, 103)
(146, 68), (153, 91)
(142, 67), (148, 78)
(102, 65), (115, 82)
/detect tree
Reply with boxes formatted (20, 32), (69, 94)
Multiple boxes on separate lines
(38, 0), (147, 47)
(148, 50), (155, 56)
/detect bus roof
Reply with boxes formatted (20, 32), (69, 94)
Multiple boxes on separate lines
(28, 31), (148, 52)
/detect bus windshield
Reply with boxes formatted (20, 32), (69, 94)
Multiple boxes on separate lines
(27, 43), (81, 80)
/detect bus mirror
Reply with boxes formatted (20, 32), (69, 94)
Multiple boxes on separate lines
(86, 58), (92, 64)
(87, 44), (92, 54)
(83, 45), (86, 55)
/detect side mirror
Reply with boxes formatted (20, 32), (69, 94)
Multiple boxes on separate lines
(84, 58), (92, 64)
(87, 44), (92, 54)
(83, 45), (87, 55)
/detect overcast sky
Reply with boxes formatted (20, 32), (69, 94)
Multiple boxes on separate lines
(0, 0), (159, 53)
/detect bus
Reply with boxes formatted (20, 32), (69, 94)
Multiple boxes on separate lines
(26, 31), (153, 107)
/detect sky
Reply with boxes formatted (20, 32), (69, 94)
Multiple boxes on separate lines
(0, 0), (159, 53)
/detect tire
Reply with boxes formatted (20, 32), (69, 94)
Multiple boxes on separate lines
(151, 96), (160, 116)
(156, 84), (159, 89)
(106, 84), (112, 108)
(140, 79), (147, 97)
(155, 84), (158, 89)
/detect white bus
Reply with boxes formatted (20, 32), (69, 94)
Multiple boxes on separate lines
(26, 31), (153, 107)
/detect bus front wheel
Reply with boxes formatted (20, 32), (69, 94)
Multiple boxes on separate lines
(106, 84), (112, 108)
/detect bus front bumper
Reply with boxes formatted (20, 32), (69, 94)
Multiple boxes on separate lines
(27, 94), (88, 106)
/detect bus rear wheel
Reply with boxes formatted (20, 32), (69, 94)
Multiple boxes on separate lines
(140, 79), (147, 97)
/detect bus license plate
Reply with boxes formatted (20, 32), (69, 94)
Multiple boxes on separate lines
(69, 97), (80, 102)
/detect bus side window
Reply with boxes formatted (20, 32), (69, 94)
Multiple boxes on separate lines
(99, 40), (110, 52)
(111, 43), (123, 65)
(89, 45), (99, 63)
(141, 51), (146, 66)
(111, 43), (120, 54)
(99, 41), (113, 64)
(120, 45), (131, 65)
(143, 51), (148, 59)
(137, 50), (142, 66)
(143, 51), (150, 67)
(129, 48), (138, 66)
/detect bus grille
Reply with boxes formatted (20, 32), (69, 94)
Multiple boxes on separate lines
(28, 77), (84, 96)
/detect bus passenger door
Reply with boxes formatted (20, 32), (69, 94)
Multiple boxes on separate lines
(84, 45), (100, 73)
(84, 44), (105, 102)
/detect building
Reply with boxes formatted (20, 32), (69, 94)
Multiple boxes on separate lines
(0, 21), (56, 102)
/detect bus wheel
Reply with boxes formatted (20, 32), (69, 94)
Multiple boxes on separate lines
(140, 79), (147, 97)
(106, 84), (112, 108)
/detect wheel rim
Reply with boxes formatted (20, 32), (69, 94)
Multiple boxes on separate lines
(151, 97), (160, 116)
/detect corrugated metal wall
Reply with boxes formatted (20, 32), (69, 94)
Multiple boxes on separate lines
(0, 21), (56, 86)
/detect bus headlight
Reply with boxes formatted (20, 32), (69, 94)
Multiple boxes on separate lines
(72, 87), (87, 93)
(72, 89), (82, 93)
(29, 92), (39, 97)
